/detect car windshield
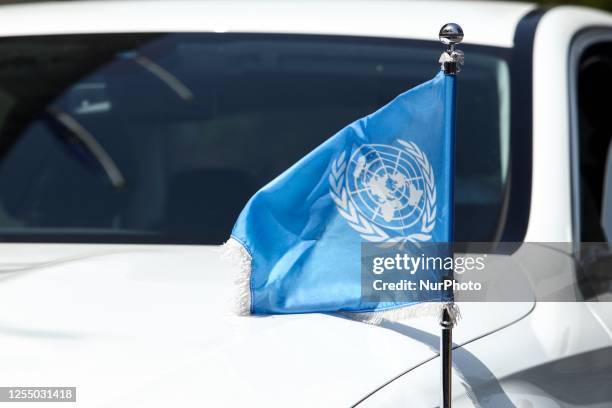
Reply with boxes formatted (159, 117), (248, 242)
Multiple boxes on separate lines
(0, 33), (511, 244)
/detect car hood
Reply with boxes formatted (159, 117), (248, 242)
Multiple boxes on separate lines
(0, 244), (533, 407)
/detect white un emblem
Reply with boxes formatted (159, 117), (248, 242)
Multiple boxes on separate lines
(329, 140), (436, 243)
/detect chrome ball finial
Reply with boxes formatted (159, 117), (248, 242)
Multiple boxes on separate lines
(438, 23), (464, 74)
(439, 23), (464, 46)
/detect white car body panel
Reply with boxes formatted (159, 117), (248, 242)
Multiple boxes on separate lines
(359, 301), (612, 407)
(0, 1), (534, 47)
(0, 245), (532, 407)
(526, 6), (612, 243)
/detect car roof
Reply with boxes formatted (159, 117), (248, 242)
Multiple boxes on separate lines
(0, 0), (535, 48)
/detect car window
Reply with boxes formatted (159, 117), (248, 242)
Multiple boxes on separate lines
(573, 39), (612, 300)
(0, 34), (511, 244)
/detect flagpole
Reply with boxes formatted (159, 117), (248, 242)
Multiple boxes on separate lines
(438, 23), (463, 408)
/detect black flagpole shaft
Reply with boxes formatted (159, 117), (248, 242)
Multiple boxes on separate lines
(440, 307), (454, 408)
(438, 22), (463, 408)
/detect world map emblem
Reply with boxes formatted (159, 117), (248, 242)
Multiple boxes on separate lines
(329, 140), (436, 243)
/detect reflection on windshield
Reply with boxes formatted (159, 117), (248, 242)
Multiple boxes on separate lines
(0, 34), (510, 244)
(45, 106), (126, 189)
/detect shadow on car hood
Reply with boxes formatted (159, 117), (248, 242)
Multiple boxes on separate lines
(0, 244), (533, 407)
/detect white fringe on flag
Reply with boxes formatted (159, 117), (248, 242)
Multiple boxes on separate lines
(220, 238), (252, 316)
(220, 237), (461, 326)
(340, 301), (461, 326)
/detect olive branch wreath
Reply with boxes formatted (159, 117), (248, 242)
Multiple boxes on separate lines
(329, 140), (436, 243)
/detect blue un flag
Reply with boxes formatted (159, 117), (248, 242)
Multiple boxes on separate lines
(222, 71), (457, 323)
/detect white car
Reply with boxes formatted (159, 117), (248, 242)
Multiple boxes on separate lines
(0, 1), (611, 407)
